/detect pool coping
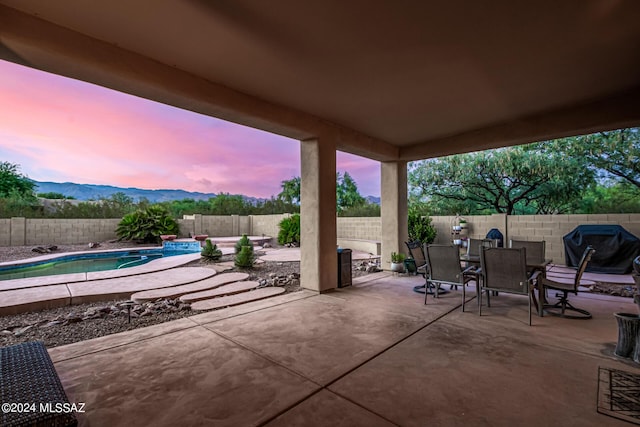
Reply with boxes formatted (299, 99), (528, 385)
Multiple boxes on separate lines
(0, 251), (205, 291)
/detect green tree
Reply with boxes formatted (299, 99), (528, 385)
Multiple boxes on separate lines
(208, 193), (252, 215)
(547, 128), (640, 189)
(336, 172), (366, 213)
(0, 162), (36, 199)
(278, 177), (301, 205)
(37, 192), (74, 199)
(409, 145), (594, 215)
(278, 173), (373, 214)
(573, 183), (640, 214)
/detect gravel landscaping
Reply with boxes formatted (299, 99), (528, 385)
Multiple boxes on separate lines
(0, 242), (380, 348)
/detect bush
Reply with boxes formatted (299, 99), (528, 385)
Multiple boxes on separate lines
(234, 234), (252, 254)
(116, 205), (179, 243)
(201, 239), (222, 260)
(235, 245), (254, 268)
(278, 214), (300, 246)
(408, 210), (437, 243)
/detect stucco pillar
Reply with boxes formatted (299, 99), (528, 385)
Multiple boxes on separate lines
(300, 137), (337, 292)
(381, 161), (408, 270)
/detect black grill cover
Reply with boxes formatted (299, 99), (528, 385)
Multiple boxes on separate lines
(563, 225), (640, 274)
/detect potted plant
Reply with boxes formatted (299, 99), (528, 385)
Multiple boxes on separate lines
(390, 252), (406, 273)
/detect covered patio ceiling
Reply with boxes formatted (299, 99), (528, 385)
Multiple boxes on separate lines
(1, 0), (640, 162)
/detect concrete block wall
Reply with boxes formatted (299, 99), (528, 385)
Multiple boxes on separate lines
(336, 217), (381, 241)
(0, 219), (10, 246)
(23, 218), (120, 245)
(2, 215), (639, 262)
(250, 214), (290, 238)
(200, 215), (236, 237)
(507, 213), (640, 265)
(239, 216), (251, 235)
(176, 218), (195, 237)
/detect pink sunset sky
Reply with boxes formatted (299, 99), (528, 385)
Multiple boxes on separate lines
(0, 60), (381, 198)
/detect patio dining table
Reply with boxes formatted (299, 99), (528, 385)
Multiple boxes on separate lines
(460, 254), (552, 314)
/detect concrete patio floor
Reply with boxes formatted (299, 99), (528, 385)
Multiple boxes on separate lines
(47, 272), (639, 426)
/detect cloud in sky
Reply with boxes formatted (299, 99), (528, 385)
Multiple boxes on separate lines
(0, 60), (381, 198)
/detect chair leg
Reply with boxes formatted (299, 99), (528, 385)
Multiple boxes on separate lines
(543, 290), (592, 319)
(424, 280), (429, 305)
(462, 280), (466, 312)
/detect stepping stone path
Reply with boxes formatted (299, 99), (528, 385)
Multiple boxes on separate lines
(130, 272), (249, 303)
(191, 287), (286, 311)
(180, 281), (260, 303)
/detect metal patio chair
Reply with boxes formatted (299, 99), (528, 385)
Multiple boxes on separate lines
(424, 244), (476, 310)
(405, 240), (428, 278)
(479, 247), (541, 326)
(538, 246), (595, 319)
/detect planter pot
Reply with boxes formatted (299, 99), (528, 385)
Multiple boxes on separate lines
(404, 259), (417, 275)
(390, 262), (405, 273)
(614, 312), (640, 358)
(160, 235), (177, 241)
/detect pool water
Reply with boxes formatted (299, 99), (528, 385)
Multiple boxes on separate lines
(0, 250), (187, 281)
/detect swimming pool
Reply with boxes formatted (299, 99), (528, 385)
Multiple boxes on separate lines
(0, 249), (192, 281)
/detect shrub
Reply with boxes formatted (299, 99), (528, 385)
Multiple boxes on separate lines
(278, 214), (300, 246)
(116, 205), (179, 243)
(234, 234), (252, 254)
(235, 245), (254, 268)
(408, 210), (437, 244)
(201, 239), (222, 260)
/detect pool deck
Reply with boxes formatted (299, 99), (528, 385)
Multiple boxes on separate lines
(0, 246), (378, 315)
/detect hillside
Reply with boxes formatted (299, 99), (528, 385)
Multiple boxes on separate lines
(34, 181), (218, 203)
(33, 181), (380, 205)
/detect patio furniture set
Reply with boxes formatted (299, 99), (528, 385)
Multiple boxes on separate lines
(406, 239), (595, 326)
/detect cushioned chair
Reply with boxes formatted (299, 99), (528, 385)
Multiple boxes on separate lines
(538, 246), (595, 319)
(424, 244), (476, 310)
(479, 247), (540, 326)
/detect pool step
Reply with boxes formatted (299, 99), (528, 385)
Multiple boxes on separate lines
(130, 272), (249, 303)
(190, 287), (286, 311)
(179, 281), (259, 303)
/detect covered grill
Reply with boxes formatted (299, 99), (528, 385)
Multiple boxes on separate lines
(563, 225), (640, 274)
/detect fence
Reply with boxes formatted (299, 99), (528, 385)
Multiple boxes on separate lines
(2, 213), (640, 265)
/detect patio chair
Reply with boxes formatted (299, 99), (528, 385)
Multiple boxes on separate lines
(465, 238), (495, 295)
(509, 239), (548, 273)
(424, 244), (476, 310)
(479, 247), (540, 326)
(405, 240), (428, 278)
(467, 238), (495, 258)
(538, 246), (595, 319)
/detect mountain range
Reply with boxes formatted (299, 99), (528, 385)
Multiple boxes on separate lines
(34, 181), (381, 205)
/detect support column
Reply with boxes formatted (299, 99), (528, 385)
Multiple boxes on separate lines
(300, 137), (337, 292)
(381, 161), (408, 270)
